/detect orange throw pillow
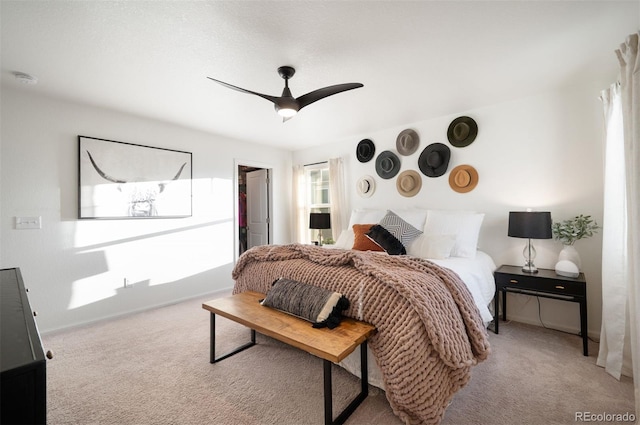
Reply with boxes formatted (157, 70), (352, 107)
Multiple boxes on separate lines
(352, 224), (384, 251)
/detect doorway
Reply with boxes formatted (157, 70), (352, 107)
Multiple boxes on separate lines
(236, 161), (273, 260)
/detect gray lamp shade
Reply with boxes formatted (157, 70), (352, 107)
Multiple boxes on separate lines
(309, 212), (331, 230)
(508, 211), (552, 239)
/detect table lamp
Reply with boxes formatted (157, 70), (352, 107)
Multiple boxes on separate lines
(309, 212), (331, 246)
(508, 211), (552, 273)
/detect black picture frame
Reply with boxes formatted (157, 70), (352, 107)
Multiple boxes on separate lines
(78, 136), (192, 219)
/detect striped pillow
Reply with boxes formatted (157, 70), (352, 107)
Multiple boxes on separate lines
(378, 210), (423, 246)
(261, 278), (350, 329)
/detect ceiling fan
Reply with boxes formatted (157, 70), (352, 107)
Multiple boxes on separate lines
(208, 66), (363, 121)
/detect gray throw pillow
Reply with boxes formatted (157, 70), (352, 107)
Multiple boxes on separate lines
(260, 278), (350, 329)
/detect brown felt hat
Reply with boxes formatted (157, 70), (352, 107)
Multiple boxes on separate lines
(449, 164), (479, 193)
(396, 170), (422, 197)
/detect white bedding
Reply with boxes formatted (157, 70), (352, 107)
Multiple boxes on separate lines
(332, 208), (497, 389)
(430, 250), (496, 324)
(330, 224), (496, 323)
(338, 249), (496, 389)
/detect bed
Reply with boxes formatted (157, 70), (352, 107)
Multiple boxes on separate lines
(231, 209), (495, 425)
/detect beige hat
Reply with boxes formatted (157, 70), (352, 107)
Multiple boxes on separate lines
(396, 170), (422, 197)
(396, 129), (420, 156)
(356, 175), (376, 198)
(449, 165), (479, 193)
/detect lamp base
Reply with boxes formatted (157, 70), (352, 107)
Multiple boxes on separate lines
(521, 239), (538, 273)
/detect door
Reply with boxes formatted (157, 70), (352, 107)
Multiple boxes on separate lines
(246, 169), (270, 249)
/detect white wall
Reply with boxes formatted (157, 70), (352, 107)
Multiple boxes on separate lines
(0, 80), (609, 338)
(1, 87), (292, 333)
(293, 82), (606, 338)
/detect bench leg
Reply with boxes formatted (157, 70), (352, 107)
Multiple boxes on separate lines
(323, 340), (369, 425)
(209, 312), (256, 363)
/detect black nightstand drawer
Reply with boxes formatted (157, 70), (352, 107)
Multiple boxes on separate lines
(495, 272), (585, 297)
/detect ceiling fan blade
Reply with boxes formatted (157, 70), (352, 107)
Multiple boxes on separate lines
(296, 83), (363, 110)
(207, 77), (279, 104)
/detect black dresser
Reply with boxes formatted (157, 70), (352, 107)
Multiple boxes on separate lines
(1, 268), (47, 424)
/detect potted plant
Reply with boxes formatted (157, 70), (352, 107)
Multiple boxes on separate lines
(551, 214), (600, 274)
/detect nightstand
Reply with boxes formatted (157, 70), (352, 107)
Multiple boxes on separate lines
(493, 265), (588, 356)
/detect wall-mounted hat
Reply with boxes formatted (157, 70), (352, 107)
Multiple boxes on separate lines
(447, 116), (478, 148)
(375, 151), (401, 179)
(449, 164), (479, 193)
(396, 129), (419, 156)
(418, 143), (451, 177)
(356, 139), (376, 163)
(396, 170), (422, 197)
(356, 175), (376, 198)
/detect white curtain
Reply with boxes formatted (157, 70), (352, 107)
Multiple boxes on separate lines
(598, 83), (631, 376)
(328, 158), (347, 241)
(291, 164), (309, 244)
(597, 32), (639, 414)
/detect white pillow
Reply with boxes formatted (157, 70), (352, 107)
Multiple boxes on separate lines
(331, 228), (355, 249)
(407, 234), (457, 260)
(391, 208), (428, 231)
(347, 209), (387, 228)
(347, 208), (427, 230)
(423, 210), (484, 258)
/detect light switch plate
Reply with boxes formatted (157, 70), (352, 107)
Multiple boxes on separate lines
(16, 216), (41, 229)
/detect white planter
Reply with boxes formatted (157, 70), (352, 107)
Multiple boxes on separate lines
(558, 244), (581, 268)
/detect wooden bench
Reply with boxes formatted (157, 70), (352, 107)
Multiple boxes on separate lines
(202, 291), (376, 425)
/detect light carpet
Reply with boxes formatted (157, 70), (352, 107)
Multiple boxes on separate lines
(43, 295), (635, 425)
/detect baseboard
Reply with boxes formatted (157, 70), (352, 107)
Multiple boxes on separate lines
(41, 286), (234, 336)
(504, 313), (600, 342)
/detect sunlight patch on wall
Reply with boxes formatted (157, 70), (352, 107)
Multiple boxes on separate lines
(104, 220), (234, 287)
(68, 177), (235, 309)
(68, 273), (119, 310)
(73, 178), (232, 248)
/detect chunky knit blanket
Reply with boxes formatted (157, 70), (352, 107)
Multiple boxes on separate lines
(232, 244), (490, 425)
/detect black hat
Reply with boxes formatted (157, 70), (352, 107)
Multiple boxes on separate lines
(447, 116), (478, 148)
(375, 151), (401, 179)
(356, 139), (375, 163)
(418, 143), (451, 177)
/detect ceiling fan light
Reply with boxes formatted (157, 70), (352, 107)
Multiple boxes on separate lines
(277, 107), (297, 118)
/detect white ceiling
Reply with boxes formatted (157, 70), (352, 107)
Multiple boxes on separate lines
(1, 1), (637, 151)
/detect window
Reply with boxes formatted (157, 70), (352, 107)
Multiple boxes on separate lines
(306, 164), (333, 244)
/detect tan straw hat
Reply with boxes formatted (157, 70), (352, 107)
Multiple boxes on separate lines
(396, 170), (422, 197)
(449, 164), (478, 193)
